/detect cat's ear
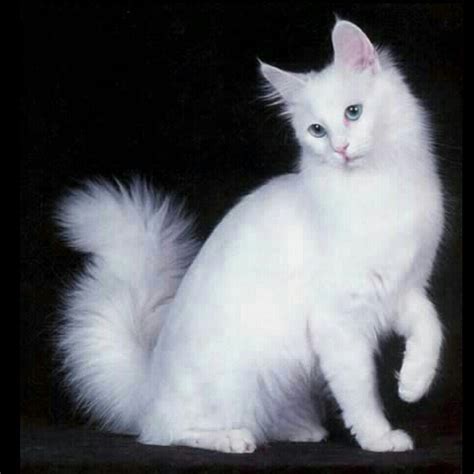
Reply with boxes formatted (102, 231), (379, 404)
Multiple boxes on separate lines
(332, 20), (380, 73)
(259, 59), (307, 103)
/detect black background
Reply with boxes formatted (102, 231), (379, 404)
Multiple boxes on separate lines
(20, 1), (462, 447)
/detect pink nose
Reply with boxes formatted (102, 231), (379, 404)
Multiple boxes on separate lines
(335, 143), (349, 154)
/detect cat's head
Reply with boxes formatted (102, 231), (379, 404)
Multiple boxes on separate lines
(260, 20), (422, 171)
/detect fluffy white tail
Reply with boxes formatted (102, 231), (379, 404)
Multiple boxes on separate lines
(55, 178), (198, 434)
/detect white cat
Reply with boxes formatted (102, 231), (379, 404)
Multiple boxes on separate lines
(56, 20), (444, 453)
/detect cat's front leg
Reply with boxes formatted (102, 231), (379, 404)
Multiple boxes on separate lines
(395, 289), (443, 403)
(310, 311), (413, 452)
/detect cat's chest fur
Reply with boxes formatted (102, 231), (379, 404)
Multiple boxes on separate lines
(292, 168), (437, 318)
(312, 171), (419, 259)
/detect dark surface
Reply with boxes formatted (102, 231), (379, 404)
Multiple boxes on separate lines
(21, 424), (461, 473)
(20, 2), (463, 472)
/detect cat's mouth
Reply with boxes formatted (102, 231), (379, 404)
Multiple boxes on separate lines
(336, 153), (363, 166)
(345, 154), (363, 164)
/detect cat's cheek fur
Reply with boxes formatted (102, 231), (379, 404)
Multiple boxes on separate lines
(301, 136), (329, 164)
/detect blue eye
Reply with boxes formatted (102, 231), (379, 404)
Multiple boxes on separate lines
(308, 123), (327, 138)
(345, 104), (363, 121)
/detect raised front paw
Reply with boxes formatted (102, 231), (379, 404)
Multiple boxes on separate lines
(359, 429), (414, 452)
(398, 357), (436, 403)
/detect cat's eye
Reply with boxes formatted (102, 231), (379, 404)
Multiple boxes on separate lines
(308, 124), (327, 138)
(345, 104), (363, 121)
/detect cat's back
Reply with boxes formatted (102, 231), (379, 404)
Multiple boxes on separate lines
(153, 172), (316, 383)
(195, 171), (315, 270)
(160, 172), (316, 338)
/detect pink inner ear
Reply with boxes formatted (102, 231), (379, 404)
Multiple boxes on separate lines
(344, 36), (374, 69)
(333, 23), (379, 72)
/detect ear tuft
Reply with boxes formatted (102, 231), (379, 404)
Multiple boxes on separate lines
(332, 20), (380, 73)
(258, 59), (307, 104)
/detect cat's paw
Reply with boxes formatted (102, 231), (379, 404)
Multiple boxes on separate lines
(213, 429), (257, 453)
(359, 429), (414, 452)
(179, 429), (257, 453)
(288, 425), (329, 443)
(398, 358), (436, 403)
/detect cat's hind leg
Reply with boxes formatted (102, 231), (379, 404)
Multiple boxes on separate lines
(260, 369), (329, 444)
(138, 401), (258, 453)
(263, 409), (329, 444)
(284, 422), (329, 443)
(174, 428), (257, 453)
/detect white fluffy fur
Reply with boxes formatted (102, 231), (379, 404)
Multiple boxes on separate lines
(56, 178), (199, 434)
(56, 20), (444, 453)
